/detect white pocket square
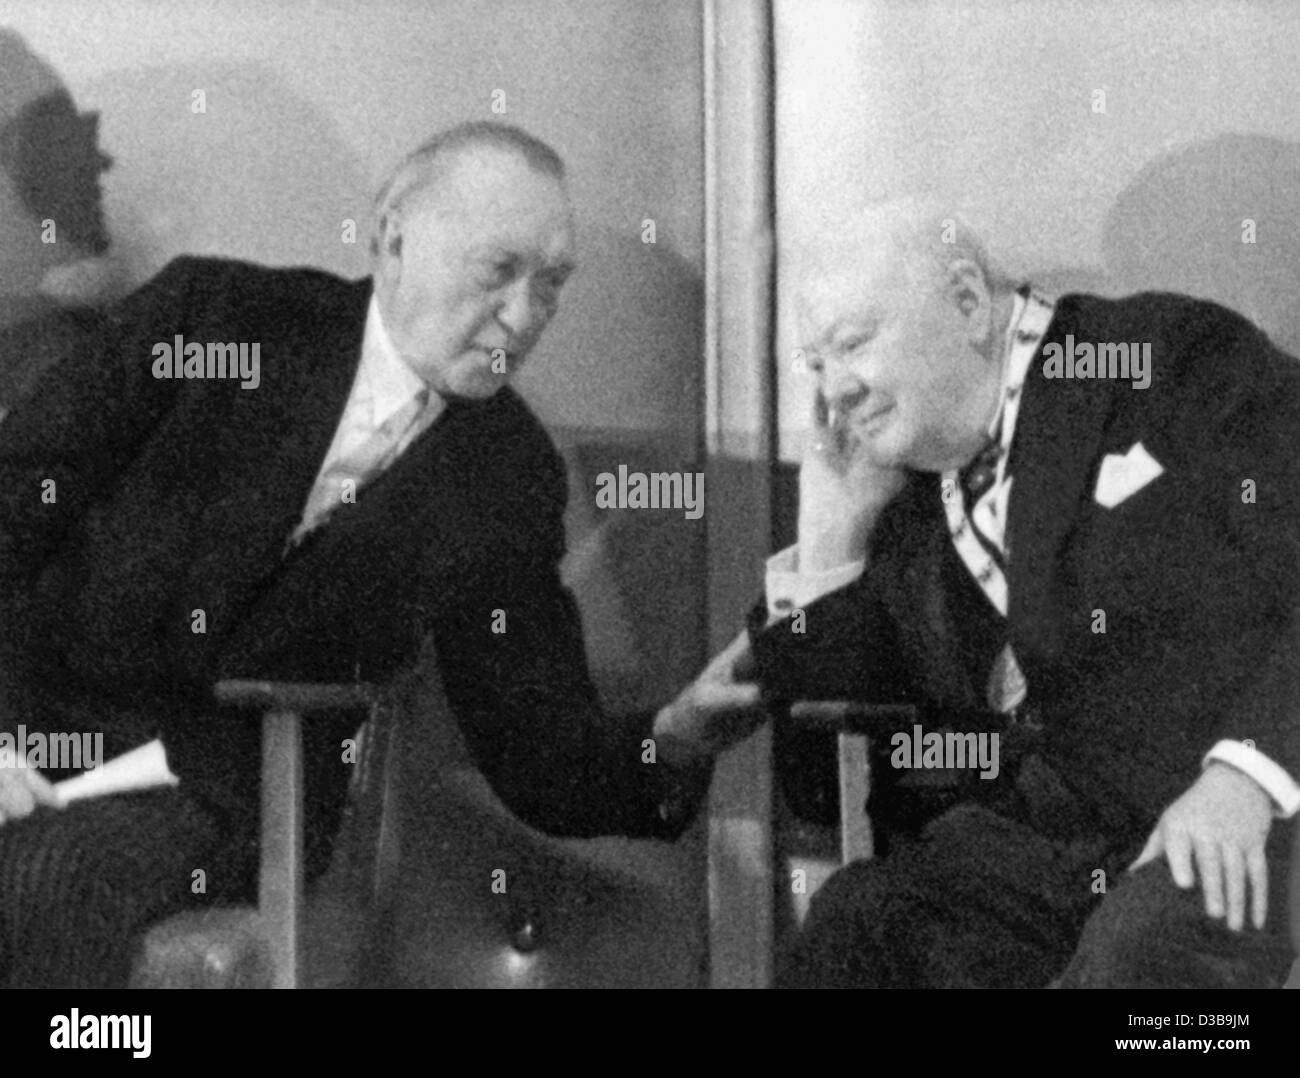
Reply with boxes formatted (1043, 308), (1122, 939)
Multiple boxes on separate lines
(1094, 442), (1164, 508)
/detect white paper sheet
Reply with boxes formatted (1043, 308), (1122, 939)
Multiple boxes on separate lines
(52, 738), (179, 805)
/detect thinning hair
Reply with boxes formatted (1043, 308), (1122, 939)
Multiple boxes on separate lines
(884, 199), (1018, 295)
(794, 196), (1019, 299)
(369, 121), (566, 255)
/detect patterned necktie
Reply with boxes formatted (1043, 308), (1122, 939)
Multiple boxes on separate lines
(959, 436), (1005, 506)
(289, 386), (431, 547)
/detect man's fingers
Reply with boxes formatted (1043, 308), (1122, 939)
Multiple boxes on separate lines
(1221, 844), (1247, 931)
(1164, 828), (1197, 890)
(719, 629), (758, 682)
(731, 641), (758, 683)
(27, 769), (61, 808)
(0, 769), (60, 821)
(1193, 836), (1224, 919)
(0, 775), (35, 821)
(704, 679), (763, 714)
(705, 630), (751, 679)
(698, 630), (758, 686)
(1128, 828), (1163, 873)
(1246, 843), (1269, 930)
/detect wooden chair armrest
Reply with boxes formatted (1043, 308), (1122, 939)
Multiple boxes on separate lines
(213, 679), (378, 711)
(785, 702), (915, 865)
(787, 700), (916, 734)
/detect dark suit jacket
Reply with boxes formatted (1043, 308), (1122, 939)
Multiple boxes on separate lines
(0, 301), (108, 417)
(754, 291), (1300, 848)
(0, 256), (689, 852)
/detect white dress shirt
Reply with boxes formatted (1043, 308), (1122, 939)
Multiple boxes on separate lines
(289, 295), (444, 545)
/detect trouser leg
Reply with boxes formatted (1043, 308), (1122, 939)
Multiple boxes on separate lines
(1056, 823), (1294, 989)
(0, 788), (257, 988)
(778, 802), (1110, 989)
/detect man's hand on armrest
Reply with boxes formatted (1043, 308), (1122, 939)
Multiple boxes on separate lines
(652, 630), (764, 766)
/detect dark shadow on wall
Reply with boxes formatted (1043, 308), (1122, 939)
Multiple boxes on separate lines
(1022, 137), (1300, 360)
(529, 223), (705, 449)
(1102, 134), (1300, 358)
(0, 29), (118, 303)
(0, 32), (110, 257)
(0, 29), (120, 411)
(541, 228), (706, 716)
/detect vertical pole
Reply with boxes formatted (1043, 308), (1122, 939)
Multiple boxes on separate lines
(704, 0), (777, 989)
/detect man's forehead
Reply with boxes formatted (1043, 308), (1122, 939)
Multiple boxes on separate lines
(413, 147), (575, 262)
(452, 149), (569, 218)
(794, 256), (897, 338)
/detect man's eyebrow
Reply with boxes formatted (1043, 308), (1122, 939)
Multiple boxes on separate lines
(468, 245), (574, 276)
(833, 315), (878, 341)
(806, 316), (850, 349)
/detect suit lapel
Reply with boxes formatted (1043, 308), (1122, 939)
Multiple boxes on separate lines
(228, 393), (503, 672)
(180, 277), (372, 657)
(282, 390), (499, 578)
(1005, 305), (1117, 657)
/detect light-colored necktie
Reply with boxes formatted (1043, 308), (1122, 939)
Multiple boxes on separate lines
(939, 287), (1056, 715)
(289, 386), (431, 547)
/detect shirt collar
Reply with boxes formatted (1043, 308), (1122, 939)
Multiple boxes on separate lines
(360, 294), (435, 426)
(988, 287), (1030, 440)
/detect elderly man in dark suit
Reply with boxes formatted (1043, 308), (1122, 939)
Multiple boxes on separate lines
(655, 198), (1300, 988)
(0, 121), (698, 988)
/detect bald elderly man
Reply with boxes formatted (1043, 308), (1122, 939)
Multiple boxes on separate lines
(656, 201), (1300, 988)
(0, 122), (701, 988)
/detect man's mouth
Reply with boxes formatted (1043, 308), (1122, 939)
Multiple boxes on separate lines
(853, 404), (892, 431)
(470, 345), (515, 369)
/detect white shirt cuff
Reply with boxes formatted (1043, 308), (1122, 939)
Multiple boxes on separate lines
(765, 544), (865, 621)
(1204, 740), (1300, 818)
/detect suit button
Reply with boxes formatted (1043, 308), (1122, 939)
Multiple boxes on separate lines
(1012, 706), (1044, 733)
(509, 910), (542, 952)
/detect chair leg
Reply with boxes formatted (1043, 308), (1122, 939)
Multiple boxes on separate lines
(260, 708), (303, 989)
(837, 732), (872, 864)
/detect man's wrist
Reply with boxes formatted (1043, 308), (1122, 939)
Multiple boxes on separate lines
(1203, 740), (1300, 818)
(797, 515), (873, 572)
(652, 703), (712, 767)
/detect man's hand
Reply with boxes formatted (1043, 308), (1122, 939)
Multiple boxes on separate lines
(798, 389), (908, 571)
(0, 756), (61, 826)
(653, 630), (765, 765)
(1128, 762), (1274, 931)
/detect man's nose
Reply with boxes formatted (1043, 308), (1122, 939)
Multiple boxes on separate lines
(495, 278), (545, 342)
(823, 362), (868, 413)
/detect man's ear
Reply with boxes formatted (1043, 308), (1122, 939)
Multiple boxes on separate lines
(371, 211), (404, 282)
(943, 258), (993, 345)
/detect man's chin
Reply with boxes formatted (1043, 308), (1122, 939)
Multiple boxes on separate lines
(443, 364), (511, 400)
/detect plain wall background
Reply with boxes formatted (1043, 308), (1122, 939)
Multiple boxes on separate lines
(775, 0), (1300, 456)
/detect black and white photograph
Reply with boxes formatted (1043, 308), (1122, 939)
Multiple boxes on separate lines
(0, 0), (1297, 1057)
